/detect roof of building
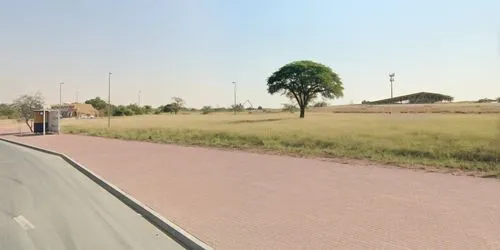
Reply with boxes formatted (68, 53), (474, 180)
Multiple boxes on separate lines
(366, 92), (454, 105)
(51, 102), (98, 115)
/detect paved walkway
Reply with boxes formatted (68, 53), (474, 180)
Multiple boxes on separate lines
(2, 133), (500, 249)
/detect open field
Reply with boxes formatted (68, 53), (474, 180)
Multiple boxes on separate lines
(61, 111), (500, 176)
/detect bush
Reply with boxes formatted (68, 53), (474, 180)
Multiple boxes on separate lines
(313, 101), (328, 107)
(282, 103), (298, 113)
(143, 105), (153, 114)
(124, 108), (134, 116)
(127, 104), (144, 115)
(201, 106), (213, 115)
(113, 106), (134, 116)
(231, 104), (244, 112)
(162, 103), (181, 114)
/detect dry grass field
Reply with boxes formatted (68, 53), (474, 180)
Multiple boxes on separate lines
(314, 103), (500, 114)
(61, 107), (500, 176)
(0, 119), (22, 134)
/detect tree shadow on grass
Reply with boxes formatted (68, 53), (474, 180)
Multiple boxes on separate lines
(228, 117), (294, 124)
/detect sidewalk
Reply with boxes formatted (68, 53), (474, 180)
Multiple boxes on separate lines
(3, 133), (500, 249)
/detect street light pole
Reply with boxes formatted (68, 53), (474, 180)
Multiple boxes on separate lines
(389, 73), (395, 99)
(108, 72), (112, 128)
(232, 81), (237, 115)
(59, 82), (64, 134)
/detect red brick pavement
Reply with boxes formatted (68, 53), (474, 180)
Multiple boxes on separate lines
(3, 134), (500, 249)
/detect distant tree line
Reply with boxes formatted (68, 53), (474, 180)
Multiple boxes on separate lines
(83, 96), (267, 116)
(0, 103), (18, 119)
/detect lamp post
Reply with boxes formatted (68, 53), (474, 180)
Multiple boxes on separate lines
(108, 72), (112, 128)
(389, 73), (395, 99)
(59, 82), (64, 134)
(232, 81), (237, 115)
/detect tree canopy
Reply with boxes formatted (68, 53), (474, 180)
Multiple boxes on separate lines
(85, 97), (107, 110)
(171, 97), (185, 109)
(162, 103), (179, 114)
(267, 60), (343, 118)
(12, 92), (44, 132)
(159, 97), (185, 114)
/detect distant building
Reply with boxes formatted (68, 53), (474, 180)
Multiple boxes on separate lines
(51, 103), (98, 118)
(363, 92), (454, 105)
(477, 98), (497, 103)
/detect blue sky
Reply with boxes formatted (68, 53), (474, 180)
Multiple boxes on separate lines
(1, 0), (499, 108)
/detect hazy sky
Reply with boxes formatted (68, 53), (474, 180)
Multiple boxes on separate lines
(1, 0), (499, 108)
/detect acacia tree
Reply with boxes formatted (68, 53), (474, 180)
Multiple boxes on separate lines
(12, 92), (44, 132)
(162, 103), (178, 114)
(267, 60), (344, 118)
(167, 97), (185, 114)
(172, 97), (185, 109)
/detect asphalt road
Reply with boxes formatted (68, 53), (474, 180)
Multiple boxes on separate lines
(0, 141), (185, 250)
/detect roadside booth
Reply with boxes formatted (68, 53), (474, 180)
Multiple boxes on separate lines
(33, 110), (60, 134)
(33, 110), (49, 133)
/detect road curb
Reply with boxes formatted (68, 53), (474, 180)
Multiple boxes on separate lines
(0, 137), (214, 250)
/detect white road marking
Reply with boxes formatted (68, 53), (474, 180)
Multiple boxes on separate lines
(13, 215), (35, 230)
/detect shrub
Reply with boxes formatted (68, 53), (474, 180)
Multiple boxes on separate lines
(313, 101), (328, 107)
(201, 106), (213, 115)
(282, 103), (298, 113)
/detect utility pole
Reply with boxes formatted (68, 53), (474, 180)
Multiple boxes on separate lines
(389, 73), (396, 99)
(76, 89), (79, 103)
(59, 82), (64, 134)
(138, 90), (141, 106)
(232, 81), (237, 115)
(108, 72), (112, 128)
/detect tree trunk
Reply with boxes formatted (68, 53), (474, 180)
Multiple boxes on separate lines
(299, 106), (305, 118)
(25, 119), (33, 132)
